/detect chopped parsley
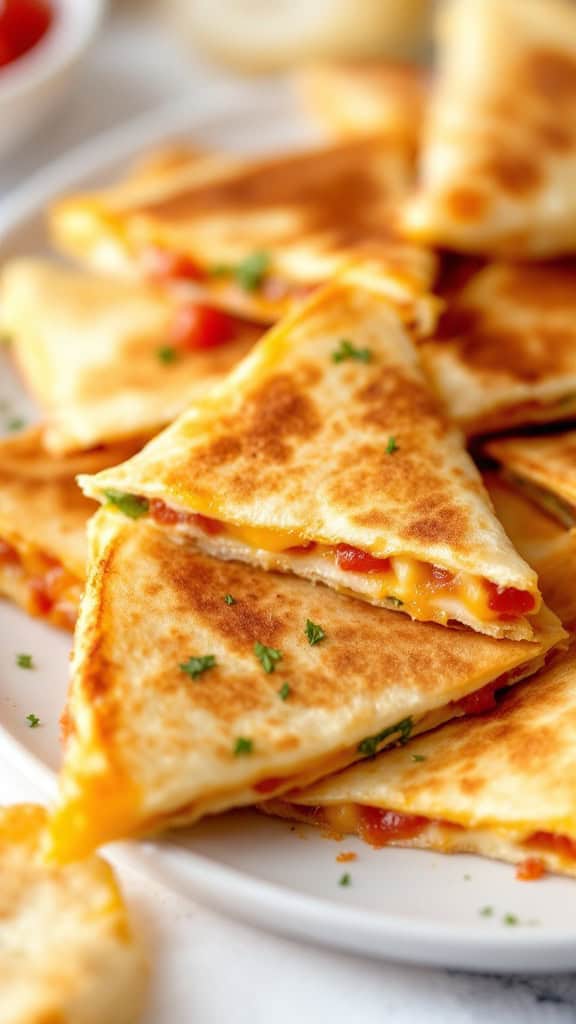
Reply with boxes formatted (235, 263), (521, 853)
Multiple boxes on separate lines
(332, 339), (372, 364)
(157, 345), (178, 365)
(254, 642), (282, 674)
(214, 251), (271, 292)
(410, 753), (427, 763)
(180, 654), (217, 680)
(386, 436), (399, 455)
(305, 618), (325, 646)
(358, 716), (413, 757)
(278, 682), (291, 701)
(16, 653), (34, 669)
(479, 906), (493, 918)
(234, 736), (253, 756)
(224, 594), (236, 606)
(6, 416), (26, 432)
(26, 713), (40, 728)
(339, 873), (352, 887)
(103, 489), (149, 519)
(503, 913), (519, 927)
(385, 595), (403, 608)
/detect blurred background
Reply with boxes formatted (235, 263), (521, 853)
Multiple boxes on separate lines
(0, 0), (432, 192)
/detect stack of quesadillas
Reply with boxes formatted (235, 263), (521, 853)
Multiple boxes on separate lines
(7, 2), (576, 1000)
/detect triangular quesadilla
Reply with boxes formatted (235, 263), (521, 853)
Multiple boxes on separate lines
(421, 259), (576, 436)
(265, 643), (576, 879)
(0, 259), (261, 455)
(0, 804), (145, 1024)
(401, 0), (576, 257)
(49, 135), (437, 324)
(486, 430), (576, 531)
(296, 60), (426, 144)
(0, 427), (137, 630)
(80, 280), (541, 640)
(485, 472), (576, 632)
(47, 508), (564, 862)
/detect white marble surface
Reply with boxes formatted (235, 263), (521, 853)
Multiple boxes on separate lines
(1, 6), (576, 1020)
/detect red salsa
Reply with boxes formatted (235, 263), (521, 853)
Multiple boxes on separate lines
(0, 0), (53, 69)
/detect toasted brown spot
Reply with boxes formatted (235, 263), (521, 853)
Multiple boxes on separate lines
(443, 187), (490, 223)
(480, 153), (541, 197)
(523, 47), (576, 102)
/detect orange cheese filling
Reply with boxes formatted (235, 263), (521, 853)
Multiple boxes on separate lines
(0, 538), (82, 631)
(146, 501), (537, 627)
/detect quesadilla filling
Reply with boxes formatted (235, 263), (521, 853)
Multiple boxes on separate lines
(502, 470), (576, 529)
(106, 496), (538, 633)
(0, 538), (81, 630)
(266, 802), (576, 876)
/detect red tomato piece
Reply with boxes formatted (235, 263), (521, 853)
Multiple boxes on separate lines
(253, 777), (286, 795)
(524, 831), (576, 861)
(357, 806), (428, 848)
(0, 0), (52, 68)
(485, 582), (536, 616)
(140, 246), (203, 283)
(192, 513), (225, 536)
(172, 303), (235, 351)
(516, 857), (546, 882)
(335, 544), (391, 574)
(0, 538), (19, 565)
(457, 680), (501, 716)
(430, 565), (455, 586)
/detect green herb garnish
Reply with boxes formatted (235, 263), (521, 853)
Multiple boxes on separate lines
(6, 416), (25, 432)
(157, 345), (178, 365)
(278, 682), (291, 701)
(254, 642), (282, 674)
(385, 595), (403, 607)
(332, 339), (372, 364)
(503, 913), (519, 927)
(180, 655), (216, 680)
(218, 250), (271, 291)
(305, 618), (325, 646)
(16, 653), (34, 670)
(234, 736), (253, 756)
(386, 436), (399, 455)
(103, 489), (149, 519)
(339, 873), (352, 887)
(358, 717), (413, 757)
(26, 713), (40, 728)
(479, 906), (494, 918)
(411, 753), (427, 763)
(224, 594), (236, 606)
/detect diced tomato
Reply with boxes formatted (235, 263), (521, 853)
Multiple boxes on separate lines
(253, 777), (286, 795)
(457, 680), (501, 716)
(0, 0), (52, 69)
(335, 544), (391, 574)
(140, 246), (204, 283)
(193, 513), (224, 536)
(171, 303), (235, 351)
(0, 538), (19, 565)
(430, 565), (455, 586)
(357, 806), (428, 848)
(27, 575), (54, 616)
(524, 831), (576, 861)
(485, 582), (536, 617)
(284, 541), (317, 555)
(149, 499), (185, 526)
(516, 857), (546, 882)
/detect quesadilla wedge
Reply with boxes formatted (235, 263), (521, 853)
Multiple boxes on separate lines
(485, 472), (576, 632)
(401, 0), (576, 257)
(296, 60), (426, 145)
(421, 259), (576, 436)
(265, 643), (576, 879)
(80, 280), (541, 640)
(47, 508), (564, 863)
(0, 259), (261, 455)
(486, 431), (576, 532)
(49, 135), (436, 325)
(0, 804), (145, 1024)
(0, 427), (138, 630)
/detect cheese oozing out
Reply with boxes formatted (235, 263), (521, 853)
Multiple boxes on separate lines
(141, 499), (538, 634)
(0, 537), (82, 630)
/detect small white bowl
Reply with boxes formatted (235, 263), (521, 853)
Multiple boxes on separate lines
(0, 0), (105, 162)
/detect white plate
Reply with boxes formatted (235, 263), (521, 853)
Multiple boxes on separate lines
(2, 92), (576, 975)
